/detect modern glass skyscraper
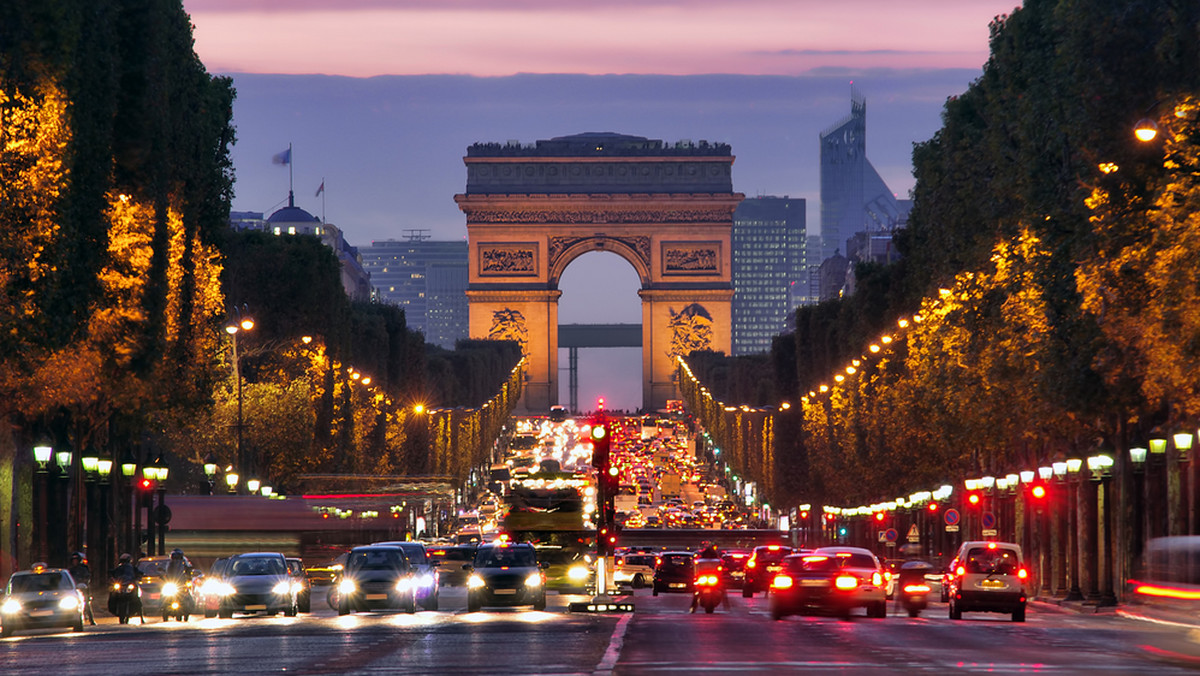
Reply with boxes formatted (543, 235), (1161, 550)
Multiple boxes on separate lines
(731, 196), (806, 355)
(358, 236), (468, 348)
(819, 90), (911, 266)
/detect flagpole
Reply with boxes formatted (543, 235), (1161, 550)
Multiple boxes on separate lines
(321, 177), (326, 223)
(288, 142), (294, 207)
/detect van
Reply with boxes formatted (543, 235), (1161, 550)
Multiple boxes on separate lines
(946, 540), (1028, 622)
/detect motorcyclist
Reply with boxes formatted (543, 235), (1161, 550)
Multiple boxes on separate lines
(690, 543), (728, 613)
(67, 552), (96, 625)
(164, 548), (191, 582)
(109, 553), (143, 621)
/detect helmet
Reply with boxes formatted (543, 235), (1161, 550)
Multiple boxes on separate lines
(70, 551), (84, 561)
(119, 553), (132, 562)
(170, 548), (184, 559)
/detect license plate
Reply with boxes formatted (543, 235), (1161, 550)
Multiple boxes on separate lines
(669, 583), (686, 589)
(494, 589), (516, 595)
(365, 594), (388, 601)
(245, 604), (267, 610)
(979, 579), (1008, 590)
(148, 593), (160, 600)
(801, 579), (829, 587)
(29, 610), (54, 618)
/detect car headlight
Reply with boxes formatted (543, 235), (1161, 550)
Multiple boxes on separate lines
(272, 581), (292, 595)
(395, 578), (412, 593)
(291, 581), (304, 594)
(567, 565), (589, 582)
(216, 582), (236, 596)
(420, 573), (435, 588)
(59, 595), (80, 610)
(162, 582), (179, 597)
(338, 578), (357, 595)
(467, 574), (485, 590)
(525, 573), (543, 588)
(2, 598), (21, 614)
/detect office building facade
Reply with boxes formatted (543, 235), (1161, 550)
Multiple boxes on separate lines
(358, 237), (469, 348)
(731, 196), (806, 355)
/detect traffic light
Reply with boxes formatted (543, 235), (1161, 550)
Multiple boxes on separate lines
(1029, 483), (1048, 500)
(874, 512), (885, 523)
(590, 420), (610, 472)
(928, 502), (939, 513)
(139, 477), (154, 491)
(967, 492), (981, 507)
(604, 464), (620, 494)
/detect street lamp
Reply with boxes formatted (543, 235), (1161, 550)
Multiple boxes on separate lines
(225, 467), (239, 494)
(226, 305), (255, 481)
(203, 453), (218, 494)
(33, 443), (52, 472)
(247, 477), (261, 494)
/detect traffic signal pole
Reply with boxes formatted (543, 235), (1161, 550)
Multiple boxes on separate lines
(569, 412), (632, 613)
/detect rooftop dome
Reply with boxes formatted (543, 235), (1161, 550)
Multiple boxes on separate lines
(267, 205), (320, 224)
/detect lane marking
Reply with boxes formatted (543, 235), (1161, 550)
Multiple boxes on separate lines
(594, 612), (632, 675)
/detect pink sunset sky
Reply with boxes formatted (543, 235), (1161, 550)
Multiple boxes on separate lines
(183, 0), (1019, 77)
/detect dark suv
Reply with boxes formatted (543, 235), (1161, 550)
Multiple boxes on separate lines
(742, 545), (794, 597)
(652, 551), (695, 595)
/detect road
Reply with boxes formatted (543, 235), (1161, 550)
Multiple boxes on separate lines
(3, 586), (1196, 674)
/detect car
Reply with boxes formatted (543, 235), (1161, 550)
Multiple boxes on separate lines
(768, 547), (888, 620)
(337, 546), (417, 615)
(372, 541), (439, 610)
(285, 558), (312, 613)
(427, 545), (477, 586)
(198, 557), (230, 618)
(946, 541), (1028, 622)
(652, 551), (695, 596)
(465, 542), (547, 611)
(1, 564), (85, 637)
(742, 545), (794, 597)
(719, 550), (749, 589)
(536, 545), (593, 593)
(134, 555), (173, 616)
(613, 552), (656, 589)
(305, 552), (347, 586)
(216, 552), (297, 618)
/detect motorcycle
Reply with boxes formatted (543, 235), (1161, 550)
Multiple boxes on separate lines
(160, 579), (194, 621)
(896, 561), (934, 618)
(108, 579), (143, 624)
(693, 572), (725, 614)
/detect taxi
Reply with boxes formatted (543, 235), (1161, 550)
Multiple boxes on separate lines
(1, 563), (85, 637)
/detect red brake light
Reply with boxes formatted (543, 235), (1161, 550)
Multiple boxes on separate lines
(835, 575), (858, 590)
(772, 575), (794, 590)
(903, 583), (931, 594)
(955, 566), (965, 577)
(1018, 568), (1028, 579)
(767, 545), (780, 551)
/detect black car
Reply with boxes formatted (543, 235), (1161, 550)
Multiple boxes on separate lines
(428, 544), (477, 587)
(373, 541), (439, 610)
(466, 543), (547, 611)
(217, 552), (297, 618)
(337, 546), (417, 615)
(742, 545), (793, 597)
(652, 551), (695, 596)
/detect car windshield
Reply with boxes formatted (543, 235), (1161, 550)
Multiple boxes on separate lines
(625, 555), (655, 567)
(440, 548), (476, 562)
(659, 554), (693, 570)
(475, 547), (537, 568)
(397, 545), (427, 565)
(230, 557), (286, 576)
(965, 548), (1020, 575)
(348, 550), (408, 571)
(754, 547), (791, 563)
(10, 572), (71, 593)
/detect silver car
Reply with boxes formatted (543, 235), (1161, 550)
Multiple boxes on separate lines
(1, 565), (85, 637)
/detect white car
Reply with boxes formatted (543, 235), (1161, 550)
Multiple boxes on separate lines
(1, 564), (85, 637)
(612, 553), (656, 589)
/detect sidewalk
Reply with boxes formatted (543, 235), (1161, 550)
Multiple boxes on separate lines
(1030, 595), (1119, 615)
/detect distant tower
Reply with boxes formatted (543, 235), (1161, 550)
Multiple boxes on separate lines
(731, 196), (806, 355)
(818, 88), (911, 271)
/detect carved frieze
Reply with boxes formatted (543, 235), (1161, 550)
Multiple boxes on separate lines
(463, 208), (731, 224)
(479, 243), (537, 276)
(488, 309), (529, 356)
(666, 303), (714, 360)
(662, 242), (721, 275)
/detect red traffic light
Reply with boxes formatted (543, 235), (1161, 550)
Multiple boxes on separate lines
(967, 493), (981, 506)
(597, 397), (605, 411)
(874, 512), (885, 522)
(1031, 484), (1048, 499)
(139, 478), (153, 490)
(928, 502), (939, 512)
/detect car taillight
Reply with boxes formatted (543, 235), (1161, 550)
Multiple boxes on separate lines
(771, 575), (794, 590)
(696, 575), (719, 586)
(871, 572), (883, 586)
(903, 584), (931, 593)
(1018, 568), (1028, 579)
(835, 575), (858, 590)
(746, 559), (757, 569)
(955, 566), (965, 577)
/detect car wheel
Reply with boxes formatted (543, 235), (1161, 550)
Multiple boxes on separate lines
(770, 605), (784, 621)
(652, 584), (659, 597)
(1013, 607), (1026, 623)
(467, 594), (480, 613)
(534, 595), (546, 611)
(869, 601), (887, 619)
(632, 575), (645, 589)
(218, 607), (232, 619)
(204, 607), (216, 618)
(162, 612), (170, 622)
(742, 586), (753, 598)
(338, 598), (350, 616)
(73, 614), (84, 632)
(299, 591), (311, 614)
(285, 600), (297, 617)
(907, 608), (920, 618)
(425, 591), (439, 612)
(949, 599), (961, 620)
(940, 587), (949, 603)
(1, 623), (13, 638)
(406, 595), (417, 614)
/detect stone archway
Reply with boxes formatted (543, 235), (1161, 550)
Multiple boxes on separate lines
(455, 132), (743, 412)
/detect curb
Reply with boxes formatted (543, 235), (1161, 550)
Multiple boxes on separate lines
(1030, 597), (1118, 615)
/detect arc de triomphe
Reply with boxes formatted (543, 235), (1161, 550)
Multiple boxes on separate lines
(455, 132), (743, 412)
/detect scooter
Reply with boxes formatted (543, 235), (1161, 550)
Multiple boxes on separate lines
(693, 573), (725, 614)
(108, 579), (142, 624)
(160, 579), (193, 621)
(895, 561), (934, 618)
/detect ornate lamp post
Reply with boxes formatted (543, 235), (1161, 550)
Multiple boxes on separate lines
(225, 467), (240, 494)
(1065, 458), (1085, 601)
(52, 447), (73, 564)
(203, 453), (218, 495)
(32, 442), (53, 563)
(119, 451), (137, 558)
(226, 306), (255, 479)
(1087, 454), (1116, 605)
(145, 456), (170, 556)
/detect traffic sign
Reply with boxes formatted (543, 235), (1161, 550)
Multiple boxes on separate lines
(906, 524), (920, 543)
(982, 528), (998, 537)
(944, 508), (960, 526)
(946, 525), (960, 532)
(981, 512), (996, 529)
(884, 528), (899, 543)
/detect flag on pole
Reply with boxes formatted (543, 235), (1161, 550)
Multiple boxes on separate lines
(272, 148), (291, 165)
(315, 180), (325, 197)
